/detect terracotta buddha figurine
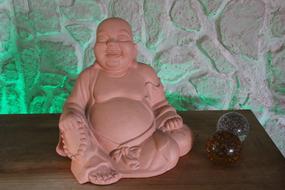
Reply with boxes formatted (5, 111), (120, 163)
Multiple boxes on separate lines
(56, 17), (193, 185)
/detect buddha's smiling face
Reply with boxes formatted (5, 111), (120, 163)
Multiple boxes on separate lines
(94, 18), (137, 75)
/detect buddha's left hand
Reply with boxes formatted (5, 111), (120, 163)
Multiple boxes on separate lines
(161, 117), (183, 132)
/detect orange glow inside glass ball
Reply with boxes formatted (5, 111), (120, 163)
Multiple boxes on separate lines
(206, 131), (242, 165)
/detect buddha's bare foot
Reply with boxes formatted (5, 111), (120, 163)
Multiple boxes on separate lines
(160, 117), (183, 132)
(88, 163), (121, 185)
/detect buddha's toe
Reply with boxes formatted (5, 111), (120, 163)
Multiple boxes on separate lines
(88, 164), (121, 185)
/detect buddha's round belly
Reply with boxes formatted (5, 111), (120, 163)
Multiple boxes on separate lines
(89, 98), (154, 144)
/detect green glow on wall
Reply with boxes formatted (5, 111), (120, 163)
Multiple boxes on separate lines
(0, 0), (255, 114)
(0, 3), (27, 114)
(0, 0), (281, 117)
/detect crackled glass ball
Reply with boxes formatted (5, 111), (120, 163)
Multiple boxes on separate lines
(217, 112), (250, 142)
(206, 131), (242, 165)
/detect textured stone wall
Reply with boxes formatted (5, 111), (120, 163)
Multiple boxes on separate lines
(0, 0), (284, 156)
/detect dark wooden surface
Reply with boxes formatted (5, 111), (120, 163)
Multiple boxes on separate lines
(0, 110), (284, 190)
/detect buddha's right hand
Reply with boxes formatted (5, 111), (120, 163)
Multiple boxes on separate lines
(59, 113), (89, 159)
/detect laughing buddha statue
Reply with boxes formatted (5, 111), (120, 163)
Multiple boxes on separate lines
(56, 17), (193, 185)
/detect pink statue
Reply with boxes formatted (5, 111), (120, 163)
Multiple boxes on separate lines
(56, 17), (193, 185)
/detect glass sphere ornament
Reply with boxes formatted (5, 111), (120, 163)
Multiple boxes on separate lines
(206, 131), (242, 165)
(217, 112), (250, 142)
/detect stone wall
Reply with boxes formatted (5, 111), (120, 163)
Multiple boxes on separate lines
(0, 0), (284, 156)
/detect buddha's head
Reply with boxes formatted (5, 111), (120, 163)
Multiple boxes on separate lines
(94, 17), (137, 76)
